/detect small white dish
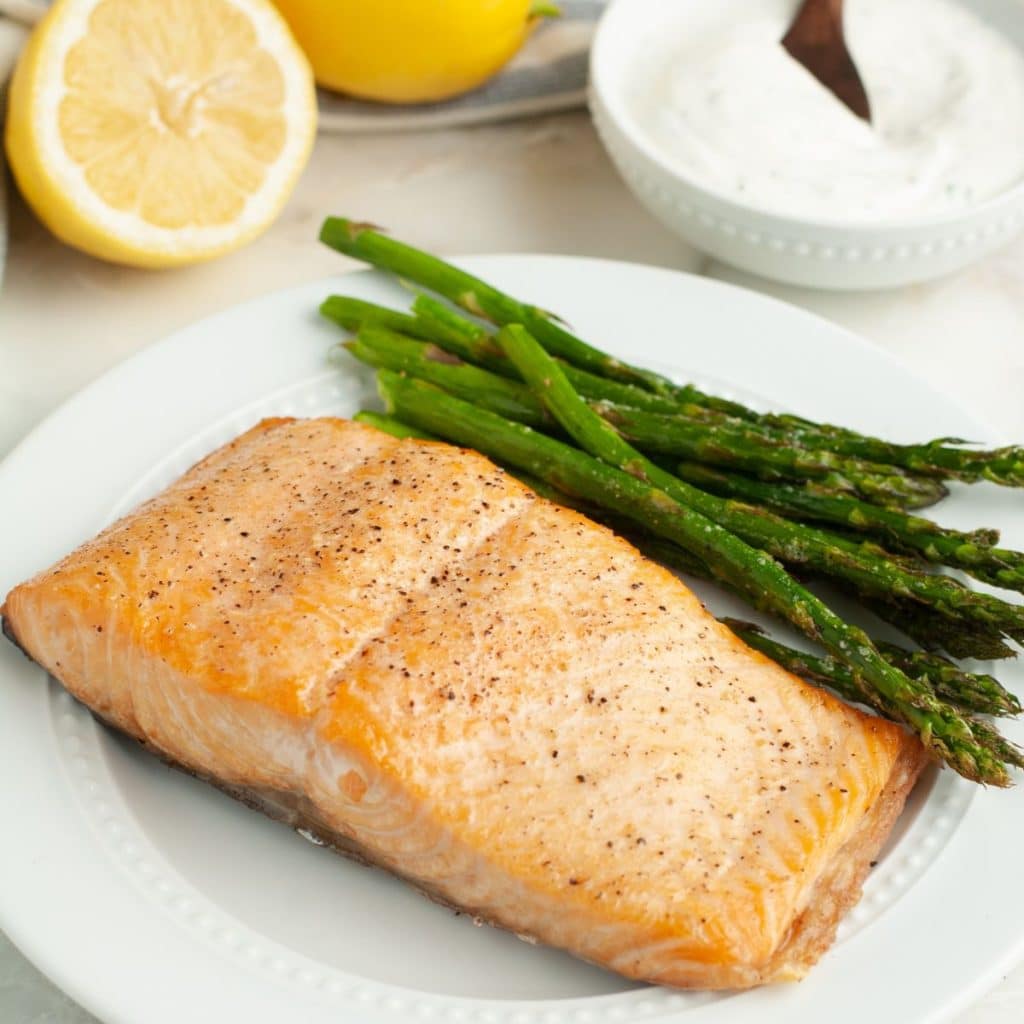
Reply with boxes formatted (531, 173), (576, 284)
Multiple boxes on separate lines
(1, 256), (1023, 1023)
(589, 0), (1024, 290)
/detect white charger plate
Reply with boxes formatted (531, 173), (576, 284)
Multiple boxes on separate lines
(1, 256), (1022, 1024)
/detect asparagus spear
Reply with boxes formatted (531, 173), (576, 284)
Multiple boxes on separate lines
(334, 298), (983, 512)
(723, 621), (1023, 734)
(350, 331), (797, 472)
(405, 294), (1024, 497)
(408, 295), (513, 374)
(410, 294), (700, 412)
(855, 591), (1018, 661)
(349, 303), (945, 511)
(591, 382), (1023, 487)
(676, 462), (995, 546)
(406, 292), (1024, 491)
(330, 293), (688, 415)
(673, 462), (1024, 592)
(353, 410), (436, 440)
(377, 368), (1013, 785)
(321, 221), (1024, 490)
(345, 324), (946, 509)
(595, 401), (948, 508)
(320, 216), (711, 398)
(760, 420), (1024, 486)
(346, 324), (753, 444)
(320, 296), (436, 340)
(345, 330), (551, 428)
(320, 220), (1024, 490)
(611, 389), (1024, 488)
(407, 293), (971, 500)
(875, 642), (1020, 717)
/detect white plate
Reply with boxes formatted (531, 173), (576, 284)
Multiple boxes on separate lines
(1, 257), (1022, 1024)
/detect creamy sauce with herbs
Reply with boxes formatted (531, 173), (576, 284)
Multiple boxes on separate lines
(632, 0), (1024, 221)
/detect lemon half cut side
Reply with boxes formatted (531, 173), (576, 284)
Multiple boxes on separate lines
(5, 0), (317, 268)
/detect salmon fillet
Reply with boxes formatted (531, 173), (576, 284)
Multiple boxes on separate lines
(2, 417), (926, 989)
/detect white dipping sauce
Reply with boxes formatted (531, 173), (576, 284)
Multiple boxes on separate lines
(631, 0), (1024, 221)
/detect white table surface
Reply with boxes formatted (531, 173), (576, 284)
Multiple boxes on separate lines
(2, 111), (1023, 1023)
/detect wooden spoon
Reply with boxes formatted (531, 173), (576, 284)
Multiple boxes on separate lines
(782, 0), (871, 122)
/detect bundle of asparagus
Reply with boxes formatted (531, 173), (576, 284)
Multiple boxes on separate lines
(319, 217), (1024, 787)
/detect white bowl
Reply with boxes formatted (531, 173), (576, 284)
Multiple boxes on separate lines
(589, 0), (1024, 290)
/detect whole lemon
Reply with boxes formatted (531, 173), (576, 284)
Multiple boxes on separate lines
(272, 0), (555, 104)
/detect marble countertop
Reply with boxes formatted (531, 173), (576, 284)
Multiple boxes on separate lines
(2, 111), (1023, 1022)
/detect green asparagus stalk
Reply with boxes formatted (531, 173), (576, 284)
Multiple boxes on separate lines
(377, 368), (1013, 785)
(855, 591), (1018, 661)
(406, 294), (1024, 496)
(353, 410), (436, 440)
(320, 216), (701, 398)
(587, 382), (1022, 488)
(723, 621), (1023, 733)
(617, 392), (1024, 488)
(345, 324), (946, 509)
(406, 293), (1023, 490)
(329, 293), (687, 415)
(321, 221), (1024, 488)
(347, 329), (713, 450)
(339, 302), (944, 511)
(595, 401), (948, 508)
(408, 295), (513, 374)
(345, 330), (551, 428)
(673, 463), (1024, 592)
(676, 462), (995, 546)
(875, 642), (1020, 716)
(411, 294), (695, 412)
(346, 324), (748, 443)
(762, 420), (1024, 486)
(963, 719), (1024, 772)
(320, 296), (436, 341)
(334, 300), (965, 513)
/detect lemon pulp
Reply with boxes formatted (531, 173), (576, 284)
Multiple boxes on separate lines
(6, 0), (317, 267)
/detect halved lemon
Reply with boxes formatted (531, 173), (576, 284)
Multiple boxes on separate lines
(5, 0), (317, 268)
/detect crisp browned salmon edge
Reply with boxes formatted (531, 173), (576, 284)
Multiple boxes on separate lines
(2, 614), (30, 660)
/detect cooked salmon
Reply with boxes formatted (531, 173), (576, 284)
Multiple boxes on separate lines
(2, 417), (926, 989)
